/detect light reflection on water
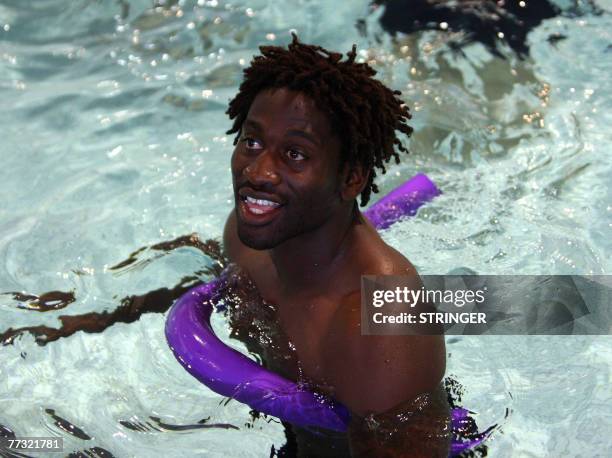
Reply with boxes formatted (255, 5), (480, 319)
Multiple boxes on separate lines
(0, 0), (610, 456)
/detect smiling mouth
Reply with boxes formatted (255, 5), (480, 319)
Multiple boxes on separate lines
(242, 195), (282, 214)
(238, 194), (284, 223)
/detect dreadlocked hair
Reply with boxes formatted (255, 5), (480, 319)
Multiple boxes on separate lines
(226, 33), (413, 206)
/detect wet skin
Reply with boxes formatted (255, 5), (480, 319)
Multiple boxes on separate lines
(224, 88), (449, 456)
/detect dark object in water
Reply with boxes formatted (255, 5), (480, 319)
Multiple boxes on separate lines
(147, 416), (239, 431)
(547, 33), (568, 47)
(0, 423), (16, 438)
(44, 408), (91, 440)
(1, 290), (75, 312)
(118, 416), (239, 432)
(0, 281), (195, 346)
(66, 447), (116, 458)
(371, 0), (561, 57)
(0, 235), (225, 346)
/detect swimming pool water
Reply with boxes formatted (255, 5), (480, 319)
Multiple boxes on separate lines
(1, 0), (611, 456)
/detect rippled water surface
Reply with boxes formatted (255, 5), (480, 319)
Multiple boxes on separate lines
(1, 0), (611, 456)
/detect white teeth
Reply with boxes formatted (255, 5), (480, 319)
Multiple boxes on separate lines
(245, 196), (280, 207)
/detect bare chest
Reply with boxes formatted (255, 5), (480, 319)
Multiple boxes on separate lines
(268, 289), (362, 397)
(239, 259), (363, 393)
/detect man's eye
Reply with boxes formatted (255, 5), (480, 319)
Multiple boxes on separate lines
(286, 149), (306, 161)
(241, 137), (262, 149)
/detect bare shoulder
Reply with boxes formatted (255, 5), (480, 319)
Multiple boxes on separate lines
(354, 216), (419, 277)
(323, 224), (445, 417)
(324, 297), (445, 416)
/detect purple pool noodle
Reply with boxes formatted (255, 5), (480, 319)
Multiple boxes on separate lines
(165, 174), (489, 452)
(364, 173), (441, 229)
(450, 407), (491, 454)
(166, 278), (350, 432)
(165, 281), (488, 451)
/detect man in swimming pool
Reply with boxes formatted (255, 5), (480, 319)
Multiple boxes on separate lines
(0, 32), (449, 457)
(222, 34), (449, 457)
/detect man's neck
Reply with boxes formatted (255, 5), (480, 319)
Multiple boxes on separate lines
(269, 206), (360, 294)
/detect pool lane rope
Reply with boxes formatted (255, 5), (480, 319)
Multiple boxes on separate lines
(166, 174), (489, 454)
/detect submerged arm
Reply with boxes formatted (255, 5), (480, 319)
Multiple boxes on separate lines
(341, 333), (449, 457)
(348, 384), (451, 457)
(1, 235), (224, 346)
(327, 276), (449, 456)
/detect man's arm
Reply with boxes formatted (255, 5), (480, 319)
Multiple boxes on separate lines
(1, 235), (224, 346)
(348, 383), (451, 457)
(342, 329), (449, 457)
(335, 333), (450, 456)
(324, 277), (449, 457)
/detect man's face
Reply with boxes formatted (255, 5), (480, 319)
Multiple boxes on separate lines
(231, 87), (344, 250)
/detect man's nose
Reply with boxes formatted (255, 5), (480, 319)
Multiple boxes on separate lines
(243, 150), (281, 186)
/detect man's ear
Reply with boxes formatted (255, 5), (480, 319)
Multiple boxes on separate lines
(339, 163), (369, 202)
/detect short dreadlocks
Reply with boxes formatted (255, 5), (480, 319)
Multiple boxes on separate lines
(226, 33), (413, 206)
